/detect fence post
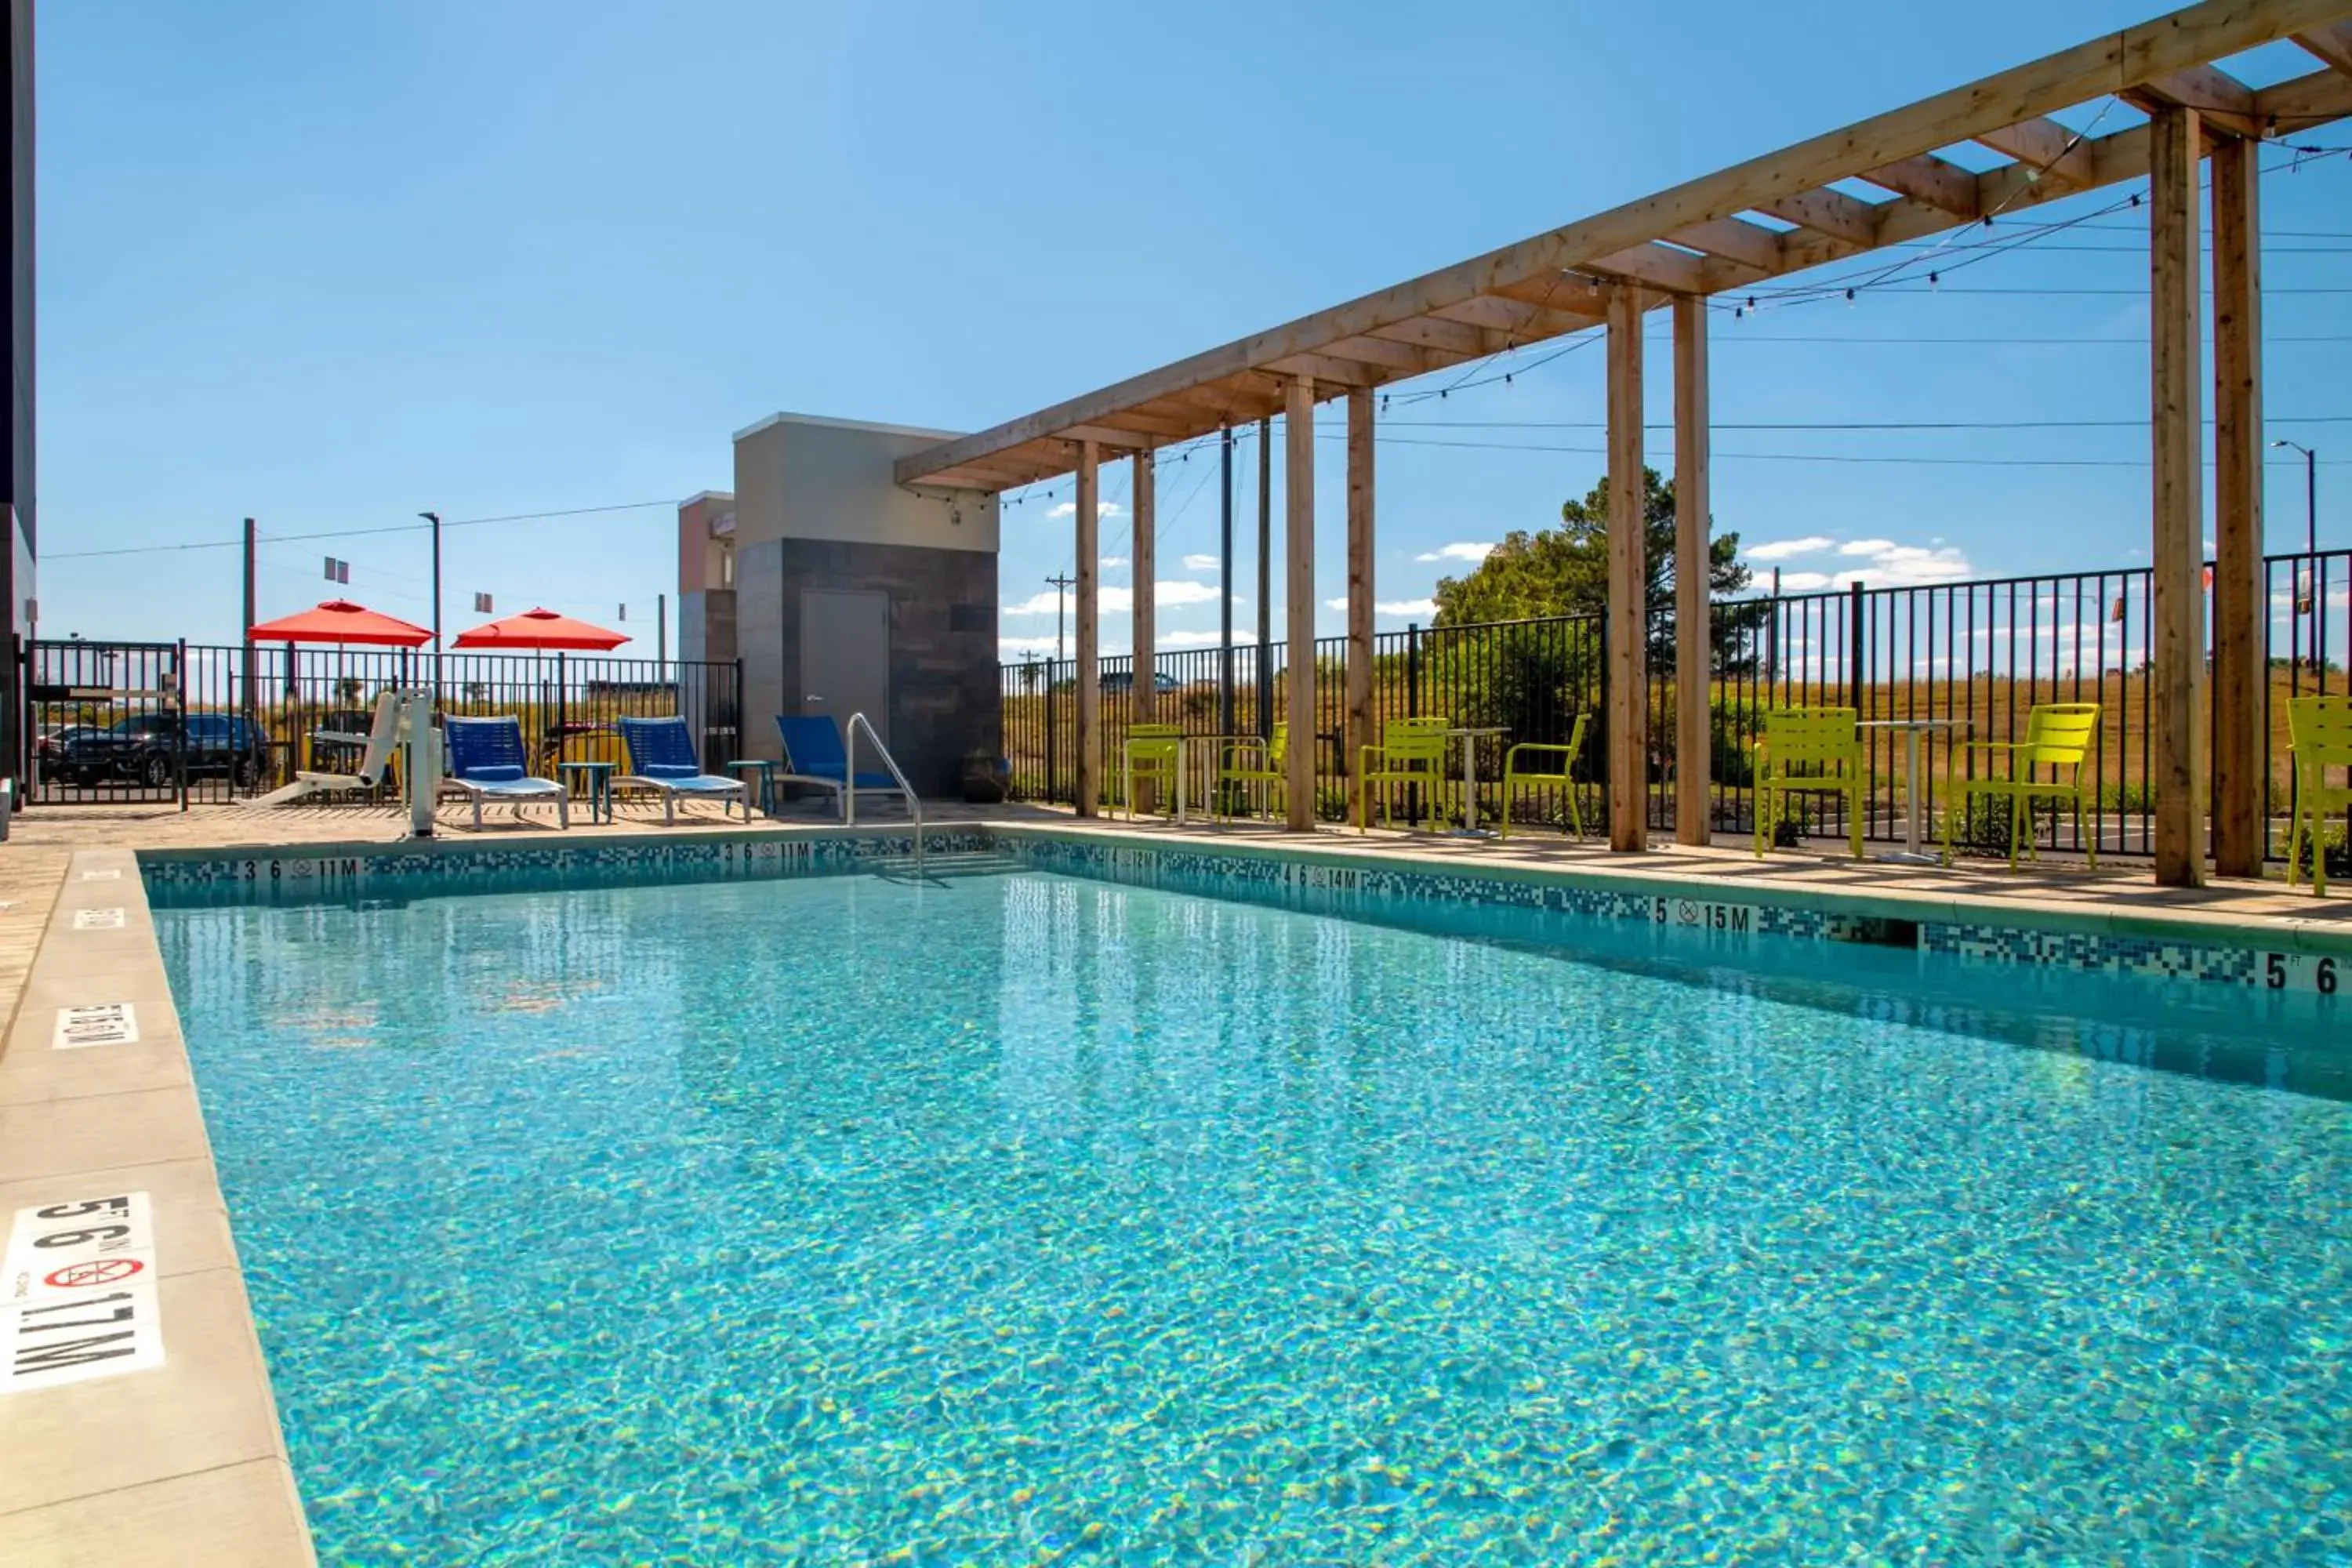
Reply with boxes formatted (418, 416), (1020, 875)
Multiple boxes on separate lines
(175, 639), (190, 813)
(1406, 624), (1421, 719)
(1846, 581), (1866, 713)
(1045, 663), (1060, 803)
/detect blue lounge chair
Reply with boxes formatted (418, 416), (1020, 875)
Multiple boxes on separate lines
(615, 716), (748, 825)
(776, 714), (901, 819)
(441, 716), (568, 830)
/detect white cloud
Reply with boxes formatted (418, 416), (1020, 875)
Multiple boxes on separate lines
(1044, 499), (1125, 520)
(1325, 596), (1440, 619)
(1160, 627), (1255, 648)
(1181, 554), (1220, 572)
(1415, 541), (1495, 564)
(1099, 555), (1128, 568)
(1002, 580), (1235, 617)
(1766, 539), (1973, 593)
(1744, 535), (1835, 561)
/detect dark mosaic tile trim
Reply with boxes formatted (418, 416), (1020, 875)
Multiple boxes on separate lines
(140, 831), (990, 908)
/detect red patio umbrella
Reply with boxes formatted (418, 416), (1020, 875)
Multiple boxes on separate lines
(451, 607), (630, 651)
(247, 599), (434, 647)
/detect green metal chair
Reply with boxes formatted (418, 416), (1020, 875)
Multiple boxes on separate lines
(1358, 716), (1453, 833)
(1214, 723), (1287, 822)
(1940, 702), (2100, 870)
(1752, 707), (1866, 860)
(2285, 695), (2352, 895)
(1499, 713), (1590, 840)
(1116, 723), (1183, 821)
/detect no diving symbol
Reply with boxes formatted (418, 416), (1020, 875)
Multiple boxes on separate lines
(43, 1258), (143, 1290)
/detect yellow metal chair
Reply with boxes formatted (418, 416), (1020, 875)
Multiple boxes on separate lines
(1940, 702), (2101, 870)
(1753, 707), (1865, 860)
(1358, 715), (1453, 833)
(2285, 695), (2352, 895)
(1117, 723), (1183, 820)
(1499, 713), (1590, 840)
(1214, 723), (1287, 822)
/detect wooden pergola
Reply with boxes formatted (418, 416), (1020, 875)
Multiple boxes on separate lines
(897, 0), (2352, 885)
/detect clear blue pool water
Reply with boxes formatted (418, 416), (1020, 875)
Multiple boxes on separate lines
(159, 870), (2352, 1564)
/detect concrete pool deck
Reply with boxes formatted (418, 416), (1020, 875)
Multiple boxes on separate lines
(0, 796), (2343, 1563)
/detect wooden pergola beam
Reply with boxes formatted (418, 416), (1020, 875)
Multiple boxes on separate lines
(2292, 19), (2352, 71)
(1605, 281), (1646, 854)
(1975, 116), (2100, 188)
(1667, 216), (1788, 273)
(1754, 186), (1884, 248)
(900, 0), (2352, 489)
(1370, 315), (1498, 356)
(1431, 295), (1597, 342)
(1856, 154), (1981, 216)
(1283, 376), (1316, 832)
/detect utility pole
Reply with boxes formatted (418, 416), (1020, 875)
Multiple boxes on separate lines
(1045, 572), (1076, 662)
(241, 517), (258, 735)
(1255, 416), (1272, 741)
(419, 510), (443, 698)
(1218, 427), (1234, 739)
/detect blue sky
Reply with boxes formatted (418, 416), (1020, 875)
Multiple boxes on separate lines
(35, 2), (2350, 660)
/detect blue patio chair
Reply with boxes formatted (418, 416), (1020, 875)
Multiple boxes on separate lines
(615, 716), (749, 825)
(776, 714), (902, 819)
(441, 716), (568, 830)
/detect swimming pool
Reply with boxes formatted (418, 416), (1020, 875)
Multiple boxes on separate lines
(159, 866), (2352, 1563)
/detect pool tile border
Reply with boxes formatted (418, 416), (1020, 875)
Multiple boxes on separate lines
(135, 818), (2352, 996)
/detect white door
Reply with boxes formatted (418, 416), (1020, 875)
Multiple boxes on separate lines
(799, 590), (891, 745)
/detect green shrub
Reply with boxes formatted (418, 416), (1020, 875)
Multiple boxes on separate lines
(2288, 825), (2352, 880)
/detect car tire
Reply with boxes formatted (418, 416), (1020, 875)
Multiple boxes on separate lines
(142, 754), (172, 788)
(234, 757), (260, 791)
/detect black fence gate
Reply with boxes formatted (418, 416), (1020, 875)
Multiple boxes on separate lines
(24, 640), (199, 804)
(17, 639), (743, 809)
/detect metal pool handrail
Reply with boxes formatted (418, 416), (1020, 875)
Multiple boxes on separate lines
(844, 711), (923, 875)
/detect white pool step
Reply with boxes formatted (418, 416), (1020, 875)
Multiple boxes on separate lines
(866, 849), (1023, 883)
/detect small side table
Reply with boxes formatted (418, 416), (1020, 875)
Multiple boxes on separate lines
(1444, 726), (1509, 836)
(1858, 717), (1970, 862)
(725, 758), (777, 817)
(558, 760), (617, 825)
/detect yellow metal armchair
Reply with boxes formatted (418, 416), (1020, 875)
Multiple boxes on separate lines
(2286, 695), (2352, 895)
(1117, 723), (1183, 820)
(1940, 702), (2100, 870)
(1213, 723), (1287, 822)
(1752, 707), (1866, 860)
(1358, 716), (1453, 833)
(1499, 713), (1590, 840)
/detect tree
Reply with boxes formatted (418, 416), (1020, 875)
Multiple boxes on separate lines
(1432, 466), (1756, 670)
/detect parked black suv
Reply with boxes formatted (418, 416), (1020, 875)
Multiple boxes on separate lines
(56, 713), (268, 789)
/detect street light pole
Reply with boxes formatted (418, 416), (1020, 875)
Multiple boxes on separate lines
(419, 510), (443, 699)
(2273, 441), (2319, 672)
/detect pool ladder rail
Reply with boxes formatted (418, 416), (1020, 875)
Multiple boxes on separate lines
(843, 711), (924, 877)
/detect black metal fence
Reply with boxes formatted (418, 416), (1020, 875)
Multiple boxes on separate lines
(1003, 549), (2340, 860)
(18, 641), (741, 808)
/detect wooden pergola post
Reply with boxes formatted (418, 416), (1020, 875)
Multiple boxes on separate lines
(1345, 387), (1375, 826)
(1284, 374), (1316, 832)
(2149, 103), (2207, 887)
(1672, 294), (1711, 847)
(1133, 448), (1157, 723)
(2211, 132), (2263, 880)
(1075, 437), (1102, 818)
(1131, 447), (1159, 813)
(1606, 283), (1647, 852)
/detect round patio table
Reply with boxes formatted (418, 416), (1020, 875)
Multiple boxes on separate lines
(1858, 717), (1969, 863)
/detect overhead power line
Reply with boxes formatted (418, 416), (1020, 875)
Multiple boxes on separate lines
(45, 499), (679, 562)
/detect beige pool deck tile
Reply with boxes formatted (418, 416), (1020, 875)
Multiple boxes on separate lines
(0, 1156), (239, 1279)
(0, 1457), (314, 1566)
(0, 1268), (288, 1516)
(0, 1086), (216, 1185)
